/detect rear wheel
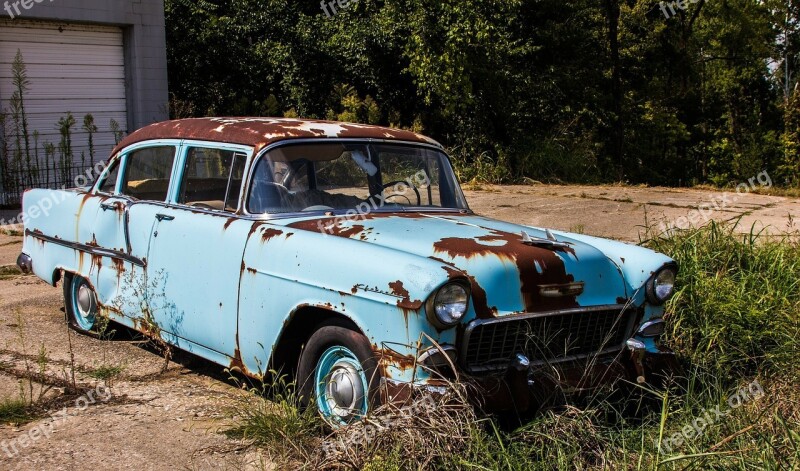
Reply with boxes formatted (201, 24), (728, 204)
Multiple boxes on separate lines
(298, 325), (381, 427)
(64, 273), (98, 334)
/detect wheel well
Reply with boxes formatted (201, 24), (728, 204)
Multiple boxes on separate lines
(270, 306), (362, 379)
(52, 268), (64, 286)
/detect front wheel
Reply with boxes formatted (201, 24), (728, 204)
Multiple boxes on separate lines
(298, 325), (381, 427)
(63, 273), (98, 334)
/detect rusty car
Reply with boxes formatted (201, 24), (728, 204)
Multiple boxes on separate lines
(17, 118), (678, 425)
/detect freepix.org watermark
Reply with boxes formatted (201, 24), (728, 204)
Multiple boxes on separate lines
(658, 0), (701, 19)
(321, 395), (437, 458)
(1, 384), (112, 459)
(320, 0), (358, 18)
(315, 170), (431, 236)
(657, 379), (765, 455)
(4, 0), (56, 19)
(658, 170), (772, 235)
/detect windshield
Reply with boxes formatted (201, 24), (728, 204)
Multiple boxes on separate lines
(247, 142), (468, 214)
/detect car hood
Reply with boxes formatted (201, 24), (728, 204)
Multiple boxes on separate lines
(281, 212), (630, 319)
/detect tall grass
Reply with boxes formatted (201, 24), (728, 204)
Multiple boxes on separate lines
(647, 221), (800, 380)
(229, 222), (800, 470)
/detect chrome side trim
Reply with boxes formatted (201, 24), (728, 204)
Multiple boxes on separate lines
(25, 229), (146, 267)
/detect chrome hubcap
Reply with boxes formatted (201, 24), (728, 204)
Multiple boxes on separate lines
(77, 284), (93, 319)
(325, 361), (365, 419)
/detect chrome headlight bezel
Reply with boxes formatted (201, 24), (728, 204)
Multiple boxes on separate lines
(646, 265), (678, 305)
(427, 282), (470, 329)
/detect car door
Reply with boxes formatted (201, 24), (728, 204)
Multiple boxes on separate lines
(90, 142), (182, 323)
(143, 141), (252, 362)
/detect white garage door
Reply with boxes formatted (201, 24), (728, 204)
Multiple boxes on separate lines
(0, 20), (127, 184)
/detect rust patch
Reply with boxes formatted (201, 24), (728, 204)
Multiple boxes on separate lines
(223, 218), (237, 230)
(437, 264), (496, 318)
(389, 281), (410, 300)
(261, 228), (284, 243)
(247, 221), (265, 239)
(230, 348), (246, 373)
(77, 192), (94, 218)
(434, 230), (579, 316)
(289, 219), (367, 239)
(389, 281), (423, 311)
(112, 258), (125, 275)
(351, 285), (359, 294)
(375, 346), (417, 374)
(112, 117), (442, 157)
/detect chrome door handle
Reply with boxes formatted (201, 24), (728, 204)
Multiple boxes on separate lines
(100, 203), (117, 211)
(156, 214), (175, 222)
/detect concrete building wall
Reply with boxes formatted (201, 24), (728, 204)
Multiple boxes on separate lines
(4, 0), (169, 131)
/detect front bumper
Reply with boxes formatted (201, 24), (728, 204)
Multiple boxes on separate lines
(378, 339), (680, 414)
(469, 343), (680, 413)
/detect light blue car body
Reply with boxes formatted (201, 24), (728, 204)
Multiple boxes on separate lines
(18, 118), (676, 400)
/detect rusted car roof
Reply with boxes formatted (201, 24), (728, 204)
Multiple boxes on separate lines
(112, 118), (442, 155)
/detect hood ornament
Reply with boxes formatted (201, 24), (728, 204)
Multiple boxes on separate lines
(521, 230), (571, 250)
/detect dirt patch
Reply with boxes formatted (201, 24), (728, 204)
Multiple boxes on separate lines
(465, 184), (799, 242)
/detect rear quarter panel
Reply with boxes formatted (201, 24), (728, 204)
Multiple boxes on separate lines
(21, 189), (97, 285)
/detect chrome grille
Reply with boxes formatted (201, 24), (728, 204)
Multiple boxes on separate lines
(462, 306), (635, 373)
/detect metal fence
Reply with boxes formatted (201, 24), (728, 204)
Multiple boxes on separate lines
(0, 164), (100, 207)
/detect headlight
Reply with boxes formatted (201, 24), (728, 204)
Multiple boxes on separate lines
(646, 266), (677, 304)
(431, 283), (469, 327)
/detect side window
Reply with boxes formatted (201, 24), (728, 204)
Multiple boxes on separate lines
(121, 146), (176, 201)
(97, 159), (121, 194)
(178, 147), (247, 211)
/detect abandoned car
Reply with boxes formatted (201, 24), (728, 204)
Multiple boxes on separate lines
(18, 118), (678, 425)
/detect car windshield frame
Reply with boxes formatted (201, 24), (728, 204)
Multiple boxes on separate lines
(244, 139), (470, 217)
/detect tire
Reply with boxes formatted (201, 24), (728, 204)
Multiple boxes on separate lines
(297, 325), (381, 427)
(63, 273), (98, 335)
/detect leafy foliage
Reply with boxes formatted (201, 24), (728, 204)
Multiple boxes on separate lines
(165, 0), (799, 186)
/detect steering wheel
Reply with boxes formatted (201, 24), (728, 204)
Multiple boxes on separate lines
(265, 182), (290, 195)
(381, 180), (421, 206)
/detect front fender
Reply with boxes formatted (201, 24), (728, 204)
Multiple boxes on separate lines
(236, 222), (454, 380)
(550, 231), (675, 303)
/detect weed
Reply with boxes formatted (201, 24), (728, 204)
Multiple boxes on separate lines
(225, 372), (321, 466)
(0, 265), (23, 280)
(0, 396), (30, 425)
(569, 224), (586, 234)
(87, 364), (125, 382)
